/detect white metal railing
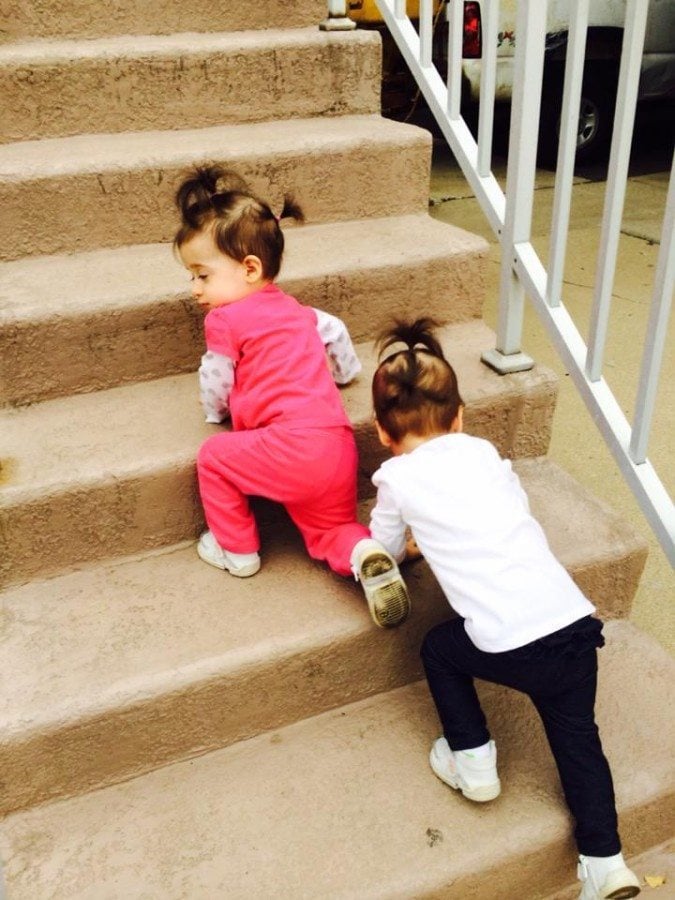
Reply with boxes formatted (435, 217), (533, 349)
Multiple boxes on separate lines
(324, 0), (674, 564)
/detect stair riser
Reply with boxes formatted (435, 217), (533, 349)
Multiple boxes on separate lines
(0, 624), (670, 895)
(0, 398), (558, 590)
(0, 600), (659, 824)
(1, 0), (327, 42)
(0, 565), (448, 816)
(0, 133), (431, 261)
(1, 299), (204, 407)
(0, 32), (380, 144)
(0, 466), (204, 590)
(0, 251), (487, 406)
(427, 800), (674, 900)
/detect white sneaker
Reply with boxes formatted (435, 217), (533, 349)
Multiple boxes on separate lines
(577, 854), (641, 900)
(197, 530), (261, 577)
(351, 538), (410, 628)
(429, 736), (501, 802)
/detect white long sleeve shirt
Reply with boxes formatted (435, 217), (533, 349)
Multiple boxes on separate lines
(198, 306), (361, 423)
(370, 432), (595, 652)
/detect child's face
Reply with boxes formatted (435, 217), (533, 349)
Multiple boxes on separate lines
(179, 231), (258, 312)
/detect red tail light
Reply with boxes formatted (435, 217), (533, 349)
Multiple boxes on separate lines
(463, 1), (482, 58)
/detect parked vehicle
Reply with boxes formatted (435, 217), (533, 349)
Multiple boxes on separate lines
(349, 0), (675, 163)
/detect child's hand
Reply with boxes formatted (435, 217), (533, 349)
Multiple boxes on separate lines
(404, 536), (423, 563)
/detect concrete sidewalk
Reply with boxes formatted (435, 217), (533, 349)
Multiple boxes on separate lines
(428, 137), (674, 654)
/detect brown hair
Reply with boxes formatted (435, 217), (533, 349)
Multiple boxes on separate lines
(173, 165), (304, 279)
(372, 317), (463, 443)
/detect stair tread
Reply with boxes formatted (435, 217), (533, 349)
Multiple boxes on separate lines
(0, 114), (424, 180)
(0, 458), (646, 736)
(0, 320), (553, 498)
(0, 25), (370, 61)
(1, 620), (672, 899)
(0, 214), (488, 406)
(0, 215), (485, 322)
(2, 0), (327, 42)
(0, 28), (380, 145)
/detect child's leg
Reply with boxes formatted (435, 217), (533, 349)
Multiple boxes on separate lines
(283, 427), (409, 627)
(197, 431), (263, 553)
(285, 487), (368, 577)
(421, 618), (500, 800)
(420, 618), (492, 749)
(530, 653), (640, 897)
(422, 616), (629, 883)
(530, 656), (620, 857)
(200, 424), (366, 563)
(282, 426), (368, 576)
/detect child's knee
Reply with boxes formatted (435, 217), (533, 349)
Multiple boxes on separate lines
(420, 623), (446, 664)
(197, 433), (224, 471)
(421, 618), (465, 668)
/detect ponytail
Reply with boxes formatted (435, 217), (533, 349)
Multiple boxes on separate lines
(278, 195), (305, 224)
(173, 165), (305, 279)
(174, 166), (249, 232)
(376, 316), (445, 360)
(373, 317), (463, 443)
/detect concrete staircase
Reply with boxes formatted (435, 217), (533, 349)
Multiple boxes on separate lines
(0, 2), (672, 897)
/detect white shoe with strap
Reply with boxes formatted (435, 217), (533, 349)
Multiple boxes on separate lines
(350, 538), (410, 628)
(577, 854), (640, 900)
(429, 736), (501, 802)
(197, 530), (261, 578)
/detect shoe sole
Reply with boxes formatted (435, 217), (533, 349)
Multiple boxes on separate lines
(360, 552), (411, 628)
(604, 880), (641, 900)
(429, 746), (501, 803)
(197, 543), (261, 578)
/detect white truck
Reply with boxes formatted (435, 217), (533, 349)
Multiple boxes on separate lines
(460, 0), (675, 162)
(349, 0), (675, 163)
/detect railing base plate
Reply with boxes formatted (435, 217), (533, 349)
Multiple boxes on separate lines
(319, 17), (356, 31)
(481, 348), (535, 374)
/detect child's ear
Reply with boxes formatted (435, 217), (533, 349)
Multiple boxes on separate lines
(451, 405), (464, 433)
(375, 421), (393, 449)
(242, 255), (264, 281)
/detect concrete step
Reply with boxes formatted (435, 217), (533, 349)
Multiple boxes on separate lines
(0, 621), (671, 898)
(0, 29), (380, 144)
(2, 0), (327, 43)
(0, 215), (488, 406)
(0, 458), (648, 814)
(0, 115), (431, 261)
(0, 320), (560, 588)
(547, 839), (675, 899)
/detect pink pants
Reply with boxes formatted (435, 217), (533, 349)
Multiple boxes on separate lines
(197, 423), (369, 577)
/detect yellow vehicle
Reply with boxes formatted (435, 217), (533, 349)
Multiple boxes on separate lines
(347, 0), (450, 118)
(347, 0), (443, 24)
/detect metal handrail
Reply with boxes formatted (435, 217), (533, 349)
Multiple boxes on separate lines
(329, 0), (674, 563)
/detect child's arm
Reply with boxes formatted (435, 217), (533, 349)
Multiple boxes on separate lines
(198, 351), (234, 423)
(369, 479), (408, 563)
(313, 308), (362, 385)
(404, 535), (423, 562)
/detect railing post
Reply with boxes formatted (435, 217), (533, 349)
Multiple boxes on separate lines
(320, 0), (356, 30)
(482, 0), (546, 375)
(630, 149), (675, 465)
(585, 0), (648, 382)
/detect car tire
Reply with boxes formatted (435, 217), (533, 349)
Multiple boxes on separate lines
(538, 61), (619, 167)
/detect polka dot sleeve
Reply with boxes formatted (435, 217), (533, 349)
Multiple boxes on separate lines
(198, 351), (235, 423)
(313, 308), (362, 385)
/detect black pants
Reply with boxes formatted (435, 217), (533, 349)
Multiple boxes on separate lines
(420, 615), (620, 856)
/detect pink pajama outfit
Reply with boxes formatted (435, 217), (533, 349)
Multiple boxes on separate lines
(196, 283), (369, 576)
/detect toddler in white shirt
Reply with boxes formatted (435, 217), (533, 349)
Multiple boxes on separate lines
(368, 317), (640, 900)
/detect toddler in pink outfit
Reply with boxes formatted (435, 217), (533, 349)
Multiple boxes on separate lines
(174, 165), (410, 628)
